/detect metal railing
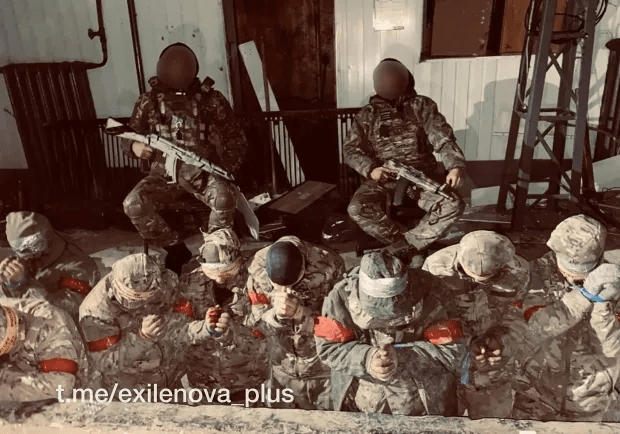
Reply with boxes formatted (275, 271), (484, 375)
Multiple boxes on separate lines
(45, 108), (364, 203)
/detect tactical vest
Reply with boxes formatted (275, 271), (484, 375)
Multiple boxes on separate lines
(369, 99), (437, 172)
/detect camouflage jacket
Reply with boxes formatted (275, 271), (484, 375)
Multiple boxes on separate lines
(245, 236), (345, 380)
(422, 245), (531, 337)
(315, 266), (464, 411)
(177, 262), (269, 394)
(79, 269), (227, 391)
(0, 298), (88, 402)
(343, 94), (466, 178)
(121, 76), (248, 177)
(463, 251), (620, 419)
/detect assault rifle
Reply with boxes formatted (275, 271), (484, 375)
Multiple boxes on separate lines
(384, 160), (458, 206)
(105, 118), (260, 240)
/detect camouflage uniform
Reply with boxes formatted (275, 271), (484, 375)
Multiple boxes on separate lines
(122, 76), (248, 247)
(79, 253), (227, 391)
(178, 230), (269, 401)
(344, 72), (466, 249)
(0, 297), (88, 401)
(460, 215), (620, 422)
(2, 211), (101, 323)
(315, 252), (466, 415)
(422, 231), (530, 337)
(245, 236), (345, 410)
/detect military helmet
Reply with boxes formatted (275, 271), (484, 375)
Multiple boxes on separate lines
(547, 214), (606, 275)
(156, 42), (199, 91)
(457, 230), (515, 281)
(265, 241), (305, 287)
(373, 59), (410, 100)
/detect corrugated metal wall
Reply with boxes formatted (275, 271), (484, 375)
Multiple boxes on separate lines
(0, 0), (231, 169)
(335, 0), (620, 161)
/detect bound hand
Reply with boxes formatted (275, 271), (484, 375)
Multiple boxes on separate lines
(368, 344), (398, 381)
(131, 141), (155, 159)
(446, 168), (466, 189)
(273, 290), (302, 319)
(470, 333), (503, 370)
(140, 314), (167, 340)
(206, 306), (230, 336)
(0, 257), (27, 286)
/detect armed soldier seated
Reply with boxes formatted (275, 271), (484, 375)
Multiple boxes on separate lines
(344, 58), (466, 266)
(121, 42), (249, 275)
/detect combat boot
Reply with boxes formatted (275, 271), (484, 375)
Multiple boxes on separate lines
(381, 239), (426, 269)
(164, 242), (193, 276)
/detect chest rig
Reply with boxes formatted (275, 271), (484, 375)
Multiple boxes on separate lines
(153, 91), (207, 150)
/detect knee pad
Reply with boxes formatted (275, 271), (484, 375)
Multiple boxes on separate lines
(210, 185), (235, 211)
(123, 194), (150, 218)
(348, 200), (384, 221)
(347, 201), (362, 219)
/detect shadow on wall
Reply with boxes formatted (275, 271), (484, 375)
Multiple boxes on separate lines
(453, 78), (563, 201)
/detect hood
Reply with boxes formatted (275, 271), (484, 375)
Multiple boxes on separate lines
(5, 211), (66, 268)
(369, 58), (417, 106)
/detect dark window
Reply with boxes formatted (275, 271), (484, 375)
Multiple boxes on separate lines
(421, 0), (570, 59)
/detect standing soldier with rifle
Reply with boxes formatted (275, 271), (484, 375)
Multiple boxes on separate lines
(344, 58), (466, 265)
(119, 43), (248, 275)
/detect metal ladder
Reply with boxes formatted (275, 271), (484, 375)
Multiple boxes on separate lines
(497, 0), (600, 229)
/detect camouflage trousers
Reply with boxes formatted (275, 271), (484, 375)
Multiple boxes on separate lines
(347, 179), (465, 249)
(123, 173), (236, 247)
(267, 365), (332, 410)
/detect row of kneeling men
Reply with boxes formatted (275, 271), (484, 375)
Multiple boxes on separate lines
(1, 210), (620, 422)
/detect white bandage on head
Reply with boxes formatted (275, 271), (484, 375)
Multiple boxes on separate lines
(358, 269), (408, 298)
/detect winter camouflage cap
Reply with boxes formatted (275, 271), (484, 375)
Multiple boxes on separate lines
(199, 229), (241, 265)
(111, 253), (162, 301)
(199, 229), (242, 277)
(457, 231), (515, 280)
(583, 263), (620, 297)
(5, 211), (53, 257)
(547, 214), (606, 274)
(358, 251), (411, 319)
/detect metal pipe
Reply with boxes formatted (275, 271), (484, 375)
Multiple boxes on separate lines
(594, 38), (620, 160)
(86, 0), (108, 68)
(1, 0), (108, 72)
(127, 0), (146, 94)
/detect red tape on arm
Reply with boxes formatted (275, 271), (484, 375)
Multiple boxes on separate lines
(39, 358), (78, 376)
(173, 299), (194, 318)
(58, 276), (91, 296)
(249, 292), (270, 305)
(314, 316), (356, 343)
(423, 319), (464, 345)
(87, 333), (121, 352)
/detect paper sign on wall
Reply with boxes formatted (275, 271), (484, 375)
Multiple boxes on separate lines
(373, 0), (406, 31)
